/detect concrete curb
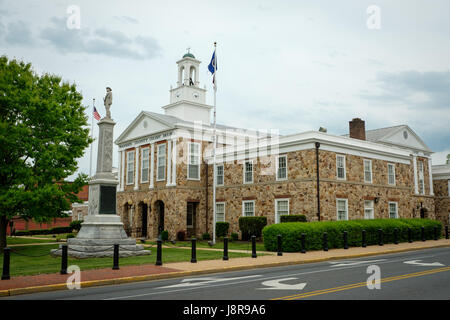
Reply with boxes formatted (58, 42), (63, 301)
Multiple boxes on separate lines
(1, 242), (449, 297)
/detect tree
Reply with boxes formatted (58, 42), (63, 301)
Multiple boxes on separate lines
(0, 56), (93, 251)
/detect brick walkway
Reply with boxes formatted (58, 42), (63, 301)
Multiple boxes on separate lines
(0, 264), (180, 291)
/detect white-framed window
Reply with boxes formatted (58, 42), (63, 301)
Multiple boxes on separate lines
(126, 150), (134, 185)
(276, 155), (288, 181)
(77, 213), (83, 221)
(388, 202), (398, 219)
(364, 159), (372, 183)
(364, 200), (374, 219)
(418, 161), (425, 194)
(388, 163), (396, 186)
(336, 198), (348, 221)
(216, 202), (225, 222)
(157, 143), (166, 181)
(336, 155), (346, 180)
(275, 199), (289, 224)
(216, 164), (224, 186)
(141, 147), (149, 183)
(243, 160), (254, 184)
(242, 200), (255, 217)
(188, 142), (200, 180)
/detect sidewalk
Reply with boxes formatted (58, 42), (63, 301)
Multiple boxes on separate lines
(1, 239), (449, 297)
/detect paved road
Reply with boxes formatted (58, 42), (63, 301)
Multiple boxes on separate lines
(3, 247), (450, 300)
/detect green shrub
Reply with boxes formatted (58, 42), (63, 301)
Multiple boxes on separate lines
(14, 226), (73, 236)
(202, 232), (211, 240)
(160, 230), (169, 241)
(230, 233), (239, 242)
(262, 218), (443, 252)
(280, 215), (307, 223)
(216, 222), (229, 238)
(66, 233), (75, 239)
(70, 220), (83, 232)
(239, 216), (267, 240)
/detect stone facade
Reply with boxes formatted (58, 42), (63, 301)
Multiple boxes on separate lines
(117, 139), (438, 240)
(433, 175), (450, 228)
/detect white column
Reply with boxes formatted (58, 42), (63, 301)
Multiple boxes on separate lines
(413, 155), (419, 194)
(166, 140), (172, 186)
(120, 150), (125, 191)
(134, 148), (139, 190)
(171, 138), (177, 185)
(149, 143), (155, 189)
(428, 157), (434, 195)
(118, 150), (122, 191)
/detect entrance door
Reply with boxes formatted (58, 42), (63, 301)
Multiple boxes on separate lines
(158, 201), (165, 234)
(187, 202), (197, 237)
(141, 203), (148, 238)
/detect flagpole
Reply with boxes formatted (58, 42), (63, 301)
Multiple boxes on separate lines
(212, 42), (217, 245)
(89, 98), (95, 178)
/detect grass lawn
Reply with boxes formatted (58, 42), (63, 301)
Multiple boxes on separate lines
(0, 244), (253, 277)
(6, 237), (57, 245)
(147, 240), (267, 252)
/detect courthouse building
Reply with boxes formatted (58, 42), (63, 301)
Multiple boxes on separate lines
(115, 51), (447, 240)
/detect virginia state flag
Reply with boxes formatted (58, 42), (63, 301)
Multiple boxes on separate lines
(208, 50), (217, 74)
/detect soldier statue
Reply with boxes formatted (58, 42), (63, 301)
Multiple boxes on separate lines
(103, 87), (113, 119)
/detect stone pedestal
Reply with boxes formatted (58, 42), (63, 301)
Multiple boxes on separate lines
(51, 117), (149, 258)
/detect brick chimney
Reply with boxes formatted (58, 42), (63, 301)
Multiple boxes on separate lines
(349, 118), (366, 140)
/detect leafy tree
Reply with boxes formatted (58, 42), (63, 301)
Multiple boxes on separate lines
(0, 56), (93, 251)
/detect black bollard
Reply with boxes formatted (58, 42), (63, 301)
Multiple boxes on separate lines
(60, 244), (68, 275)
(113, 244), (119, 270)
(362, 230), (366, 248)
(394, 228), (398, 245)
(343, 231), (348, 249)
(301, 233), (306, 254)
(1, 248), (10, 280)
(434, 227), (438, 241)
(277, 235), (282, 256)
(408, 228), (412, 243)
(378, 229), (383, 246)
(251, 235), (257, 258)
(223, 237), (229, 261)
(155, 239), (162, 266)
(421, 226), (425, 242)
(191, 238), (197, 263)
(446, 226), (449, 240)
(323, 232), (328, 251)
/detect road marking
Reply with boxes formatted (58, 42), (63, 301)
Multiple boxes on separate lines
(258, 278), (307, 290)
(273, 266), (450, 300)
(103, 249), (450, 300)
(156, 275), (262, 289)
(329, 259), (387, 267)
(404, 260), (444, 267)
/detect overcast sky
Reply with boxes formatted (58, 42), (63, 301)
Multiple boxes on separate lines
(1, 0), (449, 179)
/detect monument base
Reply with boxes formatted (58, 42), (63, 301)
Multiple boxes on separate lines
(50, 215), (150, 258)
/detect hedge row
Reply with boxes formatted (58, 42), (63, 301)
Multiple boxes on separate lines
(262, 218), (443, 252)
(14, 226), (73, 236)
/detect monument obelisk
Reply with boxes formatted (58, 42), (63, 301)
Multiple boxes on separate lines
(52, 88), (149, 258)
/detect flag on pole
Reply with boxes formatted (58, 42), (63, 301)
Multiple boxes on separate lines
(208, 50), (217, 86)
(93, 106), (101, 120)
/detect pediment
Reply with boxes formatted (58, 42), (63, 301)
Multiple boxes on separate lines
(115, 112), (174, 145)
(379, 126), (431, 153)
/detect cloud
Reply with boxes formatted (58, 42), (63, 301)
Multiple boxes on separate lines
(0, 20), (35, 45)
(40, 17), (161, 60)
(114, 15), (139, 24)
(360, 70), (450, 110)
